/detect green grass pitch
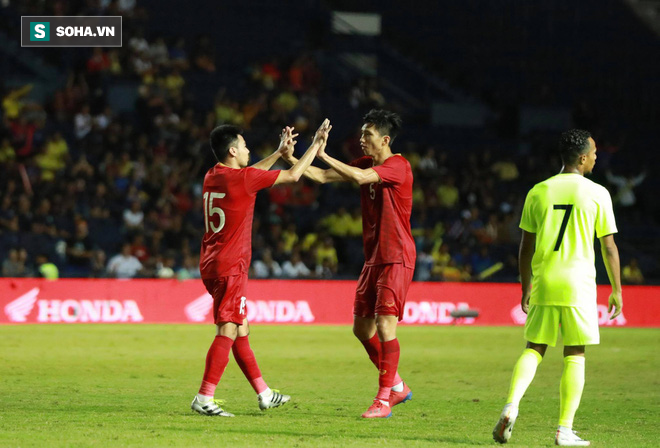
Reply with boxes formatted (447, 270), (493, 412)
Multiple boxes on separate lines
(0, 325), (658, 447)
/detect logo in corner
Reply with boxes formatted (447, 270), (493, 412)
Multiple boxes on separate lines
(30, 22), (50, 41)
(185, 293), (213, 322)
(5, 287), (40, 322)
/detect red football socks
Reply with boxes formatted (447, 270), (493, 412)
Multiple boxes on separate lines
(361, 333), (403, 385)
(376, 339), (400, 402)
(232, 335), (268, 394)
(198, 335), (234, 397)
(361, 333), (381, 367)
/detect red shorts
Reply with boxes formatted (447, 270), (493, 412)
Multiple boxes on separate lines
(353, 263), (414, 321)
(203, 274), (248, 325)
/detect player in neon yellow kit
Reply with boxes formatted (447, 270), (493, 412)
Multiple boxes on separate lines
(493, 130), (623, 446)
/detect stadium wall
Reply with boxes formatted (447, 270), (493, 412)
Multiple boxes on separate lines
(1, 279), (658, 327)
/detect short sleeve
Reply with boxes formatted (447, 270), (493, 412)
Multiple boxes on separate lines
(372, 155), (408, 186)
(519, 189), (537, 233)
(595, 187), (617, 238)
(244, 167), (280, 194)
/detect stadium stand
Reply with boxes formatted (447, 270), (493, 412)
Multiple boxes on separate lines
(0, 0), (658, 283)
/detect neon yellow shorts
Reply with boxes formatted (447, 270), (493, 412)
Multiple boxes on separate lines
(524, 305), (599, 347)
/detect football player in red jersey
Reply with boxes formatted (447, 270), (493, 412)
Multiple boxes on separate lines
(191, 119), (331, 417)
(283, 110), (415, 418)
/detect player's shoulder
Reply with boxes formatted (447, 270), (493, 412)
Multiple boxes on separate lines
(389, 154), (410, 164)
(204, 164), (243, 184)
(382, 154), (412, 172)
(243, 165), (279, 181)
(242, 166), (260, 175)
(205, 163), (226, 176)
(576, 176), (612, 199)
(524, 175), (560, 205)
(532, 173), (588, 192)
(587, 177), (610, 194)
(527, 177), (552, 195)
(203, 164), (217, 181)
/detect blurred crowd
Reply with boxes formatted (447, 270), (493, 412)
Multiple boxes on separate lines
(0, 1), (652, 284)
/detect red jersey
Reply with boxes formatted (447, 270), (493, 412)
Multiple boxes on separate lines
(351, 155), (416, 268)
(200, 164), (279, 279)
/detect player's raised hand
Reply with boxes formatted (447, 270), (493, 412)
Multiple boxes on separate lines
(312, 119), (332, 147)
(521, 292), (530, 314)
(317, 137), (329, 159)
(277, 126), (299, 159)
(607, 291), (623, 320)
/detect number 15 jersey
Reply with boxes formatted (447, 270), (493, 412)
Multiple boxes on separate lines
(200, 164), (279, 279)
(520, 173), (617, 307)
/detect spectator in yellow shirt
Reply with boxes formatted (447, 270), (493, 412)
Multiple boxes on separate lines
(622, 258), (644, 284)
(0, 138), (16, 163)
(322, 206), (352, 237)
(437, 176), (459, 209)
(2, 84), (33, 119)
(281, 223), (300, 254)
(315, 236), (338, 270)
(345, 207), (363, 237)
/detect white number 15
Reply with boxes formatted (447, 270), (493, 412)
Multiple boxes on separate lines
(203, 191), (226, 233)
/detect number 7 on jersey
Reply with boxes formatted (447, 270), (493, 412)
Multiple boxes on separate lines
(553, 204), (573, 251)
(204, 192), (226, 233)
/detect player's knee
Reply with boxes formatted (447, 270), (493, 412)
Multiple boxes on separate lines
(526, 342), (547, 357)
(376, 327), (396, 342)
(375, 317), (397, 341)
(217, 322), (239, 340)
(564, 345), (585, 357)
(237, 319), (250, 337)
(353, 316), (376, 340)
(352, 324), (370, 340)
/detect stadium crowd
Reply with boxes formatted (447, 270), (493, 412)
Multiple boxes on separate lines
(0, 2), (652, 283)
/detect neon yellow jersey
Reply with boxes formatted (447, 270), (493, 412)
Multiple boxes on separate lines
(520, 173), (617, 307)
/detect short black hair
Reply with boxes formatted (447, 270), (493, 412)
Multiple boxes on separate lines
(363, 109), (402, 145)
(209, 125), (243, 162)
(558, 129), (591, 166)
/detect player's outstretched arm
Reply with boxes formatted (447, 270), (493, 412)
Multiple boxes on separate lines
(600, 234), (623, 319)
(282, 139), (346, 184)
(274, 119), (331, 185)
(518, 231), (535, 314)
(251, 126), (299, 171)
(316, 141), (379, 185)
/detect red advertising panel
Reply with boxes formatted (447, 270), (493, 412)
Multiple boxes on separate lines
(0, 278), (658, 326)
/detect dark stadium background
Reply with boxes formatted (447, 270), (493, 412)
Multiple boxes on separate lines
(1, 0), (658, 284)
